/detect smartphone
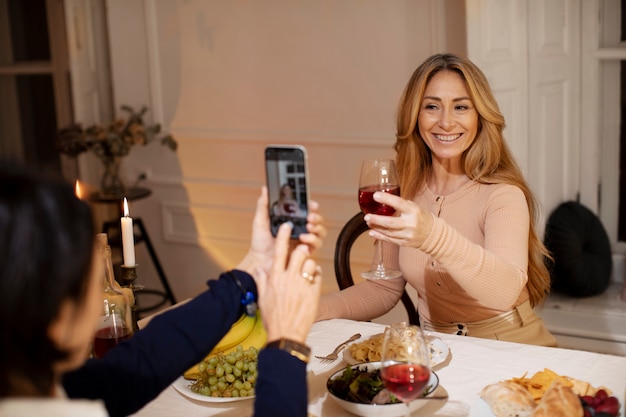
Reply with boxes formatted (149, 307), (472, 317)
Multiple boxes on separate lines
(265, 145), (309, 239)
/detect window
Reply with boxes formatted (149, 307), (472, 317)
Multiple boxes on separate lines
(0, 0), (72, 174)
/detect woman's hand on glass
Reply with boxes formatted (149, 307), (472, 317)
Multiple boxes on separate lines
(363, 191), (433, 249)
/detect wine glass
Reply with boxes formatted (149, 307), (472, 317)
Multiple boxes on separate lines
(380, 322), (432, 417)
(93, 293), (134, 358)
(358, 159), (402, 279)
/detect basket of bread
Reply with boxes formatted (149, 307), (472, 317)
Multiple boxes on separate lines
(479, 368), (620, 417)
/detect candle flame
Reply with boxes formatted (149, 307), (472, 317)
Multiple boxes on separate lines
(75, 180), (82, 199)
(123, 197), (130, 217)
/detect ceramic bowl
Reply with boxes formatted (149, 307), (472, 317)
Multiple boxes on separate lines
(326, 361), (440, 417)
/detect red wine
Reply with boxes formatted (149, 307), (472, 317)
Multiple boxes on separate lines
(93, 325), (132, 358)
(358, 185), (400, 215)
(381, 363), (431, 402)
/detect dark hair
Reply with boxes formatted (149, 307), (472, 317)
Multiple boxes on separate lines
(0, 160), (95, 396)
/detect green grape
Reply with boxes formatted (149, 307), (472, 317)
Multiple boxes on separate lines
(198, 362), (208, 373)
(190, 346), (260, 398)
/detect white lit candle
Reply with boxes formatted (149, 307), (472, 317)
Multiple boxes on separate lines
(121, 197), (136, 267)
(75, 180), (83, 199)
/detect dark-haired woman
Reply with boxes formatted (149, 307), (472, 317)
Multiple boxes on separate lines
(0, 161), (325, 417)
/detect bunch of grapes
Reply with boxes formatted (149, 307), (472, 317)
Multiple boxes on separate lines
(580, 389), (620, 417)
(189, 345), (259, 398)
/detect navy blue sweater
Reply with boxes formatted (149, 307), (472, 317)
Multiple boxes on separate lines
(62, 270), (307, 417)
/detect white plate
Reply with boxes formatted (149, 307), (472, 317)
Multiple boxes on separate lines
(477, 398), (497, 417)
(172, 376), (255, 403)
(343, 334), (450, 367)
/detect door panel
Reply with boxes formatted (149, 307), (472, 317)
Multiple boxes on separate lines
(466, 0), (581, 231)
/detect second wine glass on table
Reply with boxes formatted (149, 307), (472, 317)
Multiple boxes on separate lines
(358, 159), (402, 279)
(380, 322), (432, 417)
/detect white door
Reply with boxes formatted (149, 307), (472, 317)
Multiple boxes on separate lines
(63, 0), (112, 182)
(466, 0), (582, 231)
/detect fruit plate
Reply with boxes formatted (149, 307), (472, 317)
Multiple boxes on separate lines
(343, 334), (450, 368)
(172, 376), (255, 403)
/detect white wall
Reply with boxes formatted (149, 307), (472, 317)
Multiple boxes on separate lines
(98, 0), (465, 323)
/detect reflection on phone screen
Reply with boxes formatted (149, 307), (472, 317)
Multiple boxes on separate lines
(265, 147), (308, 238)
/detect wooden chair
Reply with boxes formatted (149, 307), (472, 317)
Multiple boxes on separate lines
(333, 212), (420, 326)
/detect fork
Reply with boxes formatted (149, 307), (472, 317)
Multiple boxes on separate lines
(315, 333), (362, 363)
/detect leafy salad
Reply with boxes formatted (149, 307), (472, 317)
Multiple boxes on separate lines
(327, 365), (400, 405)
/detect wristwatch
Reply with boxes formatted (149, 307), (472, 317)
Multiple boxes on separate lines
(265, 338), (311, 363)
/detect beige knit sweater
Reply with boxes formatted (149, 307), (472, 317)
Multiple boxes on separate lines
(318, 181), (531, 325)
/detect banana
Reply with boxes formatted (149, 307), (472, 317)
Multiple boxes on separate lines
(184, 311), (267, 380)
(210, 313), (257, 354)
(183, 313), (256, 380)
(221, 310), (267, 355)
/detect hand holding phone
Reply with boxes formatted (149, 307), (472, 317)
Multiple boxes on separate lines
(265, 145), (309, 239)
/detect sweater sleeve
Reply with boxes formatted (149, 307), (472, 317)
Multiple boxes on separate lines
(63, 270), (256, 417)
(254, 349), (308, 417)
(317, 265), (406, 321)
(419, 185), (529, 310)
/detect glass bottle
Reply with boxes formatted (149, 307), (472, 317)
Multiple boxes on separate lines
(93, 233), (135, 358)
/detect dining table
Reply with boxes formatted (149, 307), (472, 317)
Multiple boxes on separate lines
(131, 317), (626, 417)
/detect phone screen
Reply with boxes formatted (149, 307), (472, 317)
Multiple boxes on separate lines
(265, 145), (309, 239)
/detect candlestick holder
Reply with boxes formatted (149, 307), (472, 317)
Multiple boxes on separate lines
(121, 264), (141, 332)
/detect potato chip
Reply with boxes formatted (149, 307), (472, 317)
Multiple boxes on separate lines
(504, 368), (607, 403)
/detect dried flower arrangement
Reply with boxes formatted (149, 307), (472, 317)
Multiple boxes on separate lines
(57, 105), (177, 195)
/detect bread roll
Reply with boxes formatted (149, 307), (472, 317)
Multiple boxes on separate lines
(530, 379), (583, 417)
(480, 381), (536, 417)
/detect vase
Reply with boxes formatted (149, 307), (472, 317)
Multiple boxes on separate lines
(100, 156), (125, 196)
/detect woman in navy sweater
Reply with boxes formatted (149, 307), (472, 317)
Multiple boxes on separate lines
(0, 161), (325, 417)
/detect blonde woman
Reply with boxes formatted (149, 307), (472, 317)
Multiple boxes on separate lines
(318, 53), (556, 347)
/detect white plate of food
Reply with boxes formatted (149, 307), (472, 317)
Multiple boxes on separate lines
(343, 333), (450, 367)
(327, 361), (441, 417)
(172, 376), (255, 403)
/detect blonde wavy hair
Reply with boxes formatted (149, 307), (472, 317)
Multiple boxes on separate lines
(394, 53), (551, 307)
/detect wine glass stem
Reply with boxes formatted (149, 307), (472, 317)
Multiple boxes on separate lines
(404, 402), (411, 417)
(374, 239), (386, 276)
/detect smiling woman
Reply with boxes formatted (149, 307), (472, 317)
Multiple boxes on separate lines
(317, 53), (557, 347)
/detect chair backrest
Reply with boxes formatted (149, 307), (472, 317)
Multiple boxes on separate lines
(333, 212), (420, 326)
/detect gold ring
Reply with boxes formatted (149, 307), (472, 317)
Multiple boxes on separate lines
(301, 271), (316, 283)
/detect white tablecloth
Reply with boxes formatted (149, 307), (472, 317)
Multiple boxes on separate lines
(131, 318), (626, 417)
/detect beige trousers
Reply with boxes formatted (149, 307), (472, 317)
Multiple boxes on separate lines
(421, 300), (558, 347)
